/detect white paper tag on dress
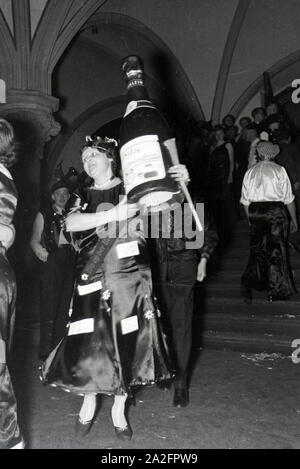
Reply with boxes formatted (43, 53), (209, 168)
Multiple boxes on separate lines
(77, 280), (102, 296)
(121, 315), (139, 335)
(116, 241), (139, 259)
(68, 318), (94, 336)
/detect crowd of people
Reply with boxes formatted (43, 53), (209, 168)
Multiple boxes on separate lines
(1, 98), (299, 449)
(187, 102), (300, 248)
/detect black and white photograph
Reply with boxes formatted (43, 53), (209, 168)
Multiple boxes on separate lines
(0, 0), (300, 452)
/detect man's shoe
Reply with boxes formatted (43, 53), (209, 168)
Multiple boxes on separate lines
(173, 388), (189, 408)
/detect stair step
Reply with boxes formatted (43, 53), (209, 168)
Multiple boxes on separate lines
(200, 312), (300, 335)
(201, 285), (300, 299)
(197, 295), (300, 307)
(219, 258), (300, 268)
(200, 331), (294, 354)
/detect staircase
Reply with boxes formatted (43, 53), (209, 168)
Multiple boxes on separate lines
(195, 220), (300, 355)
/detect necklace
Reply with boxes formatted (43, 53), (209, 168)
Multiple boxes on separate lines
(92, 175), (115, 189)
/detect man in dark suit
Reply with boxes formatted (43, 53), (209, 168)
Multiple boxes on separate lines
(150, 197), (218, 407)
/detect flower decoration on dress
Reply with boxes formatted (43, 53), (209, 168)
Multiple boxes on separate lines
(81, 273), (89, 281)
(144, 310), (154, 320)
(102, 289), (111, 301)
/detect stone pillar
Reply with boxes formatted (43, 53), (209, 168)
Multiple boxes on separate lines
(0, 90), (61, 322)
(1, 89), (61, 219)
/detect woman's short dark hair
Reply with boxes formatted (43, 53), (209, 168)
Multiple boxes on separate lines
(0, 118), (18, 168)
(251, 107), (266, 119)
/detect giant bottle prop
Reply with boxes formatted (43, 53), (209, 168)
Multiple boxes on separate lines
(119, 55), (184, 210)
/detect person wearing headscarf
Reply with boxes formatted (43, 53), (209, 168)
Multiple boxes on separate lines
(240, 141), (297, 303)
(0, 118), (24, 449)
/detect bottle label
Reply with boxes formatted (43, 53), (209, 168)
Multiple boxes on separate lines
(124, 100), (156, 117)
(120, 134), (166, 194)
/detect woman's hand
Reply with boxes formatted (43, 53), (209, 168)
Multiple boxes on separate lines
(293, 182), (300, 191)
(197, 257), (207, 282)
(290, 219), (298, 233)
(32, 242), (49, 262)
(168, 164), (190, 184)
(114, 201), (139, 221)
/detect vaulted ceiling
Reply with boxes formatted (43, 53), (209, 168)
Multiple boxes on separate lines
(1, 0), (299, 122)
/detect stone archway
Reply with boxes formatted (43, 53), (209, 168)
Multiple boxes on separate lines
(48, 96), (126, 177)
(47, 12), (205, 179)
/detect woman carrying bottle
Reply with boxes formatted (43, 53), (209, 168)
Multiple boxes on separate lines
(41, 136), (188, 440)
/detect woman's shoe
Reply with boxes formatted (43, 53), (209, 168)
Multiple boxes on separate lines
(75, 416), (93, 437)
(8, 435), (25, 449)
(114, 424), (133, 441)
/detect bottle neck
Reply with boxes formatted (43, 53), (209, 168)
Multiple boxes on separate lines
(127, 84), (150, 102)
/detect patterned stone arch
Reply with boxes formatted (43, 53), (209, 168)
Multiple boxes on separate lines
(229, 49), (300, 118)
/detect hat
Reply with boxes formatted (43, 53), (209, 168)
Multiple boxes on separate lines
(82, 136), (118, 160)
(256, 141), (280, 160)
(50, 179), (71, 194)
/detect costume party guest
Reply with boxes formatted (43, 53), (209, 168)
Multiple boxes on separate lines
(206, 125), (234, 248)
(41, 136), (186, 441)
(149, 199), (218, 407)
(238, 116), (251, 131)
(30, 181), (76, 360)
(251, 107), (267, 134)
(240, 141), (297, 303)
(0, 118), (24, 449)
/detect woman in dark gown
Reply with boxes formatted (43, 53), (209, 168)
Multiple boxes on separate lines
(0, 118), (24, 449)
(41, 137), (175, 440)
(240, 141), (298, 302)
(206, 125), (234, 249)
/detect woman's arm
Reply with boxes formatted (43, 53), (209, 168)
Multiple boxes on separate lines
(286, 201), (298, 232)
(65, 199), (139, 232)
(30, 212), (49, 262)
(226, 142), (234, 184)
(242, 203), (250, 223)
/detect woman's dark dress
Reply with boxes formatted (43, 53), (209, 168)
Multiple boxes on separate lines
(206, 143), (231, 247)
(241, 201), (296, 299)
(41, 182), (172, 395)
(0, 168), (20, 449)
